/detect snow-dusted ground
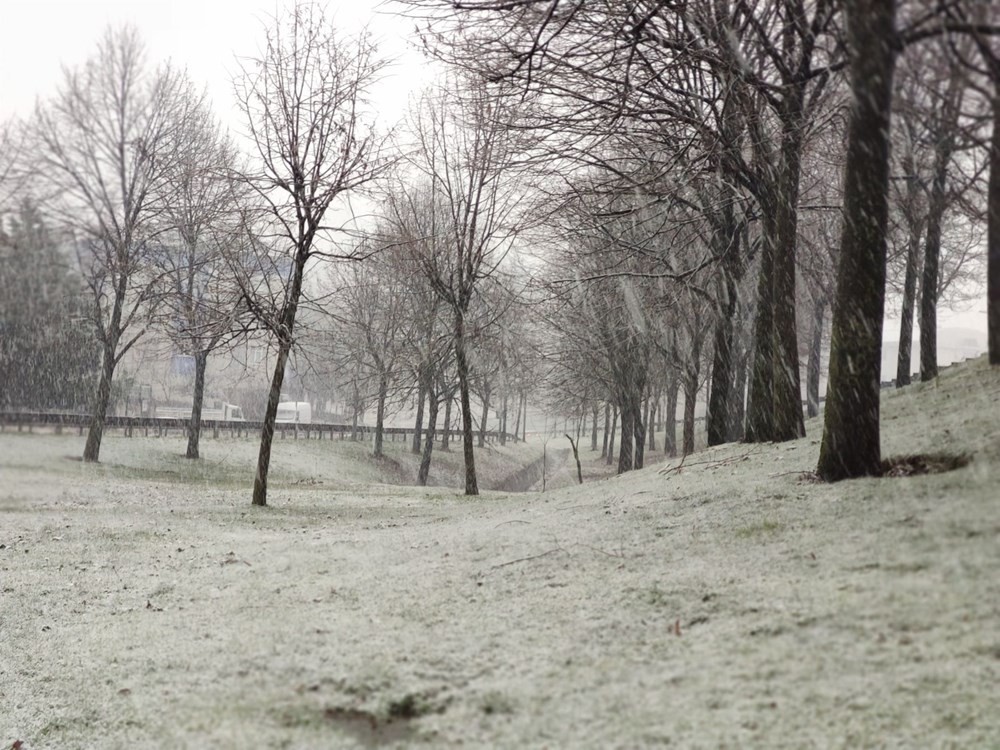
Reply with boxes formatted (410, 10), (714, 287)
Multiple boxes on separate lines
(2, 358), (998, 748)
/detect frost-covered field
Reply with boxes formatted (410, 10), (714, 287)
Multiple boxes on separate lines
(2, 359), (998, 748)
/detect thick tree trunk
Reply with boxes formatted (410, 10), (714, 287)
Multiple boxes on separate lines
(920, 67), (963, 382)
(633, 395), (646, 470)
(664, 373), (679, 457)
(186, 349), (208, 459)
(806, 297), (826, 419)
(373, 372), (388, 458)
(83, 272), (128, 463)
(83, 340), (117, 462)
(990, 83), (1000, 365)
(683, 367), (699, 456)
(772, 90), (808, 442)
(745, 216), (776, 443)
(817, 0), (897, 481)
(418, 383), (439, 486)
(729, 342), (748, 442)
(454, 313), (478, 495)
(601, 402), (610, 458)
(617, 398), (634, 475)
(606, 405), (617, 466)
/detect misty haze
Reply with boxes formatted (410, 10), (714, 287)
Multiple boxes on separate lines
(1, 0), (998, 747)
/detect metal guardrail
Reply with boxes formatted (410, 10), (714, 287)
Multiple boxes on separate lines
(0, 411), (519, 444)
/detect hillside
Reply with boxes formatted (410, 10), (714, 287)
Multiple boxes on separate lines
(1, 357), (998, 748)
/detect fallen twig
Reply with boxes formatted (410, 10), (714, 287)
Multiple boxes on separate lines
(491, 547), (567, 570)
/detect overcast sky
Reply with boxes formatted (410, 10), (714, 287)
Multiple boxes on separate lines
(0, 0), (423, 125)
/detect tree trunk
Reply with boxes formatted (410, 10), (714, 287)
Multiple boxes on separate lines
(499, 392), (508, 446)
(664, 372), (679, 457)
(512, 389), (522, 443)
(606, 405), (618, 466)
(590, 402), (599, 452)
(806, 297), (826, 419)
(745, 216), (776, 443)
(373, 372), (388, 458)
(477, 384), (491, 448)
(919, 143), (950, 382)
(252, 335), (292, 505)
(817, 0), (897, 481)
(418, 383), (439, 486)
(521, 391), (527, 442)
(683, 366), (699, 457)
(454, 312), (478, 495)
(771, 86), (808, 442)
(990, 79), (1000, 365)
(647, 392), (658, 452)
(565, 433), (583, 484)
(252, 249), (308, 506)
(729, 341), (748, 442)
(601, 402), (610, 458)
(412, 366), (426, 454)
(186, 349), (208, 459)
(920, 65), (963, 382)
(616, 398), (633, 475)
(83, 339), (117, 462)
(83, 271), (128, 463)
(442, 388), (453, 451)
(896, 217), (921, 386)
(633, 395), (646, 471)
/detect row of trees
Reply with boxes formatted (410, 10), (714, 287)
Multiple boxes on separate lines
(2, 0), (998, 504)
(0, 6), (539, 504)
(399, 0), (999, 481)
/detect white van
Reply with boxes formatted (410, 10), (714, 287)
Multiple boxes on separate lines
(276, 401), (312, 424)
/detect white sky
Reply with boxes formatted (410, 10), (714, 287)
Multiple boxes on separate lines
(0, 0), (989, 343)
(0, 0), (425, 126)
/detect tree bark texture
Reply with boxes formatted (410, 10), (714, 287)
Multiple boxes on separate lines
(606, 405), (617, 466)
(664, 373), (679, 458)
(186, 349), (208, 459)
(745, 215), (776, 443)
(990, 84), (1000, 365)
(817, 0), (897, 481)
(374, 372), (388, 458)
(418, 383), (439, 486)
(896, 216), (921, 386)
(412, 367), (427, 454)
(806, 297), (826, 419)
(454, 313), (479, 495)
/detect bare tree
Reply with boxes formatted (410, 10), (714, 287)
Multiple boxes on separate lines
(234, 2), (387, 506)
(31, 26), (192, 462)
(153, 96), (249, 459)
(387, 78), (531, 496)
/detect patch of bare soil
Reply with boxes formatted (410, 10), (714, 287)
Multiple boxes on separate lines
(881, 451), (971, 477)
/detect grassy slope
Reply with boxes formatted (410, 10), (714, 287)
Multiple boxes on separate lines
(0, 356), (998, 748)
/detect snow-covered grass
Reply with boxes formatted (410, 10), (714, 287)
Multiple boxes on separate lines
(2, 358), (998, 748)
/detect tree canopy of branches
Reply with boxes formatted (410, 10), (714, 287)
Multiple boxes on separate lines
(31, 25), (195, 462)
(234, 1), (387, 507)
